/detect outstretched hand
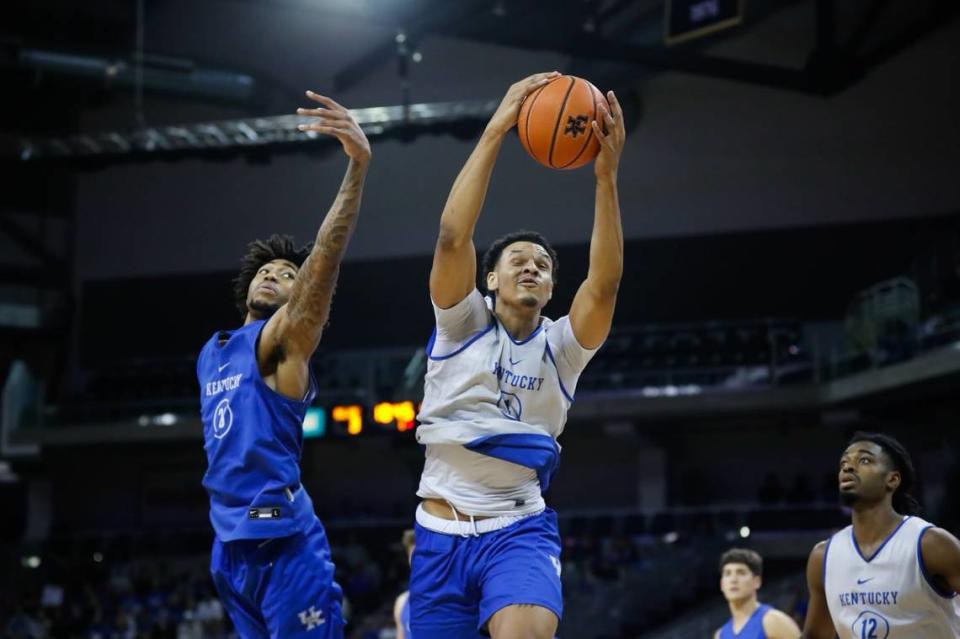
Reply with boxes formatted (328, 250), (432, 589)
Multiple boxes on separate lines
(593, 90), (625, 179)
(297, 92), (372, 163)
(486, 71), (561, 138)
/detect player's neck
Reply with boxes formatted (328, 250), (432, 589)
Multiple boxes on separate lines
(851, 500), (903, 545)
(493, 303), (541, 341)
(728, 596), (759, 623)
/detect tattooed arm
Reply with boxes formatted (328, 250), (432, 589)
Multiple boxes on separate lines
(258, 92), (371, 400)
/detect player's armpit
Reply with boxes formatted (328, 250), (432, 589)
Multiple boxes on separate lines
(801, 541), (837, 639)
(919, 526), (960, 595)
(255, 308), (312, 400)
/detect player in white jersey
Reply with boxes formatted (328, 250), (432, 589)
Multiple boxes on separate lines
(409, 72), (625, 639)
(802, 431), (960, 639)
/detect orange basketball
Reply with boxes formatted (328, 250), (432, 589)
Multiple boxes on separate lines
(517, 75), (607, 170)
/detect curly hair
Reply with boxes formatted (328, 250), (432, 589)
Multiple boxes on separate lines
(480, 230), (559, 295)
(233, 234), (312, 318)
(848, 431), (920, 515)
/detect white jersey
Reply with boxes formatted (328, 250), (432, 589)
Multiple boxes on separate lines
(824, 515), (960, 639)
(416, 289), (598, 516)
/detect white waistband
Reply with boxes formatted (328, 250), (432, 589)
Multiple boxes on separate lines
(415, 503), (543, 537)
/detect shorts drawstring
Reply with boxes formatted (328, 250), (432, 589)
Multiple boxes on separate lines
(448, 502), (480, 538)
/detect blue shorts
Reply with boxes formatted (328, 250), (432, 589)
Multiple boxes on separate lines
(211, 517), (345, 639)
(409, 508), (562, 638)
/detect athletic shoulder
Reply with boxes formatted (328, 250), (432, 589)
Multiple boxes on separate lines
(806, 539), (830, 588)
(919, 526), (960, 573)
(920, 526), (960, 551)
(809, 539), (829, 561)
(762, 607), (801, 638)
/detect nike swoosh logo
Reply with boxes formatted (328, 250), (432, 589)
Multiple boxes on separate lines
(218, 362), (231, 372)
(509, 358), (522, 366)
(857, 577), (874, 585)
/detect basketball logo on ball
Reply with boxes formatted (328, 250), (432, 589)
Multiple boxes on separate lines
(517, 75), (608, 170)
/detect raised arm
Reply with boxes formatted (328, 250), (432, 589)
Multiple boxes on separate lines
(258, 92), (371, 399)
(430, 72), (559, 309)
(568, 91), (625, 349)
(800, 541), (837, 639)
(920, 526), (960, 595)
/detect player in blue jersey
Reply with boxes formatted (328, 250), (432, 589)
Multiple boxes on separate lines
(715, 548), (801, 639)
(197, 91), (370, 639)
(409, 72), (625, 639)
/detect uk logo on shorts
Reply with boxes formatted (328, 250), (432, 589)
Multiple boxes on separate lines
(298, 606), (326, 631)
(213, 398), (234, 439)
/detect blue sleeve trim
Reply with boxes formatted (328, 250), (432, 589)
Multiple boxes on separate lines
(426, 322), (496, 361)
(544, 341), (574, 403)
(917, 526), (959, 599)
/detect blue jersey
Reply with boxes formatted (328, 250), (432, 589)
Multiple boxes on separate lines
(198, 320), (318, 541)
(719, 604), (770, 639)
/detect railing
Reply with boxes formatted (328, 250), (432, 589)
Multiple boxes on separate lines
(5, 305), (960, 434)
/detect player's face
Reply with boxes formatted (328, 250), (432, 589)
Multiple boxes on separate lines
(247, 258), (298, 317)
(720, 563), (760, 603)
(838, 441), (900, 507)
(487, 242), (554, 310)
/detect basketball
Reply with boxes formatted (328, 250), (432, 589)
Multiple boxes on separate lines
(518, 75), (608, 170)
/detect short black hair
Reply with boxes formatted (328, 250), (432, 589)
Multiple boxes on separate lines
(719, 548), (763, 577)
(233, 234), (312, 318)
(480, 230), (559, 295)
(847, 431), (920, 515)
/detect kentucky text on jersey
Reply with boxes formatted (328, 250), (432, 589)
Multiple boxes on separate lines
(837, 590), (899, 607)
(206, 374), (243, 397)
(493, 362), (545, 391)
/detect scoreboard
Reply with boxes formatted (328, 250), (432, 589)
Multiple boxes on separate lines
(302, 400), (419, 439)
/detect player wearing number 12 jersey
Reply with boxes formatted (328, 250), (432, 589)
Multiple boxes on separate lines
(802, 432), (960, 639)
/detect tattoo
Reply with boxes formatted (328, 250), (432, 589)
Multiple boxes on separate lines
(286, 159), (367, 337)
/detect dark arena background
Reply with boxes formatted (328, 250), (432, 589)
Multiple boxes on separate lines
(2, 1), (960, 637)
